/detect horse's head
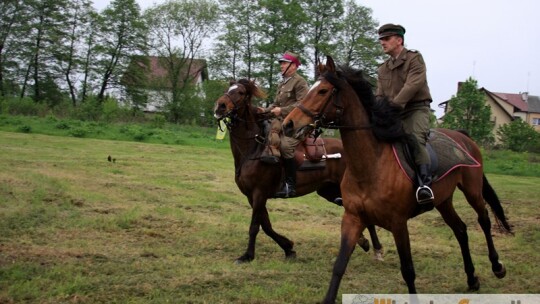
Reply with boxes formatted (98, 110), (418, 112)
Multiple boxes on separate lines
(283, 55), (344, 138)
(213, 79), (267, 121)
(284, 55), (406, 142)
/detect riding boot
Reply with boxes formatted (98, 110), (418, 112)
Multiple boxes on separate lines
(261, 130), (281, 164)
(275, 158), (297, 198)
(416, 164), (434, 204)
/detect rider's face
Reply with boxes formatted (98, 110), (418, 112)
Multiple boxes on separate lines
(280, 61), (297, 77)
(379, 35), (403, 58)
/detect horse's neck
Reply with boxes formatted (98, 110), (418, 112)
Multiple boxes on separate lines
(228, 106), (262, 168)
(339, 93), (385, 175)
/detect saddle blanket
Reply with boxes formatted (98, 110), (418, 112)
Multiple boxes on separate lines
(393, 129), (481, 183)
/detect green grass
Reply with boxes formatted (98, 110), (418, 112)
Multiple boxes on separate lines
(0, 129), (539, 303)
(0, 114), (225, 149)
(483, 148), (540, 176)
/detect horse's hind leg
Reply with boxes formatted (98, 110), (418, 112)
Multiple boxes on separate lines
(236, 197), (294, 263)
(259, 206), (296, 259)
(367, 225), (384, 261)
(462, 187), (506, 279)
(436, 198), (480, 291)
(316, 183), (343, 206)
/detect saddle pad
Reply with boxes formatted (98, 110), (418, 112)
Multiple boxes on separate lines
(393, 130), (481, 183)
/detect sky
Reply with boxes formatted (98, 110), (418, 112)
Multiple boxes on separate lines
(93, 0), (540, 118)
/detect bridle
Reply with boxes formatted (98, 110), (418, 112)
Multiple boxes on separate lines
(217, 87), (255, 130)
(295, 75), (372, 133)
(216, 87), (267, 144)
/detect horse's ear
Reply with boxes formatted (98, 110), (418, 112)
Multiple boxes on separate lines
(326, 55), (336, 73)
(315, 60), (321, 78)
(229, 79), (236, 86)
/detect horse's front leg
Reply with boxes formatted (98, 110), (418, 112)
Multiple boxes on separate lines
(235, 197), (262, 264)
(392, 221), (417, 293)
(323, 211), (363, 304)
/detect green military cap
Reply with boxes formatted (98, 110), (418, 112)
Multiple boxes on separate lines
(378, 23), (406, 39)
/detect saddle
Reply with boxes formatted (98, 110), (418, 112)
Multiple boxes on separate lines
(258, 119), (340, 170)
(393, 129), (481, 184)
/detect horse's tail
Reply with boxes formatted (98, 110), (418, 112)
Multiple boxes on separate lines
(482, 174), (512, 233)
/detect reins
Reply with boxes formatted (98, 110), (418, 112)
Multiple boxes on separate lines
(298, 83), (372, 132)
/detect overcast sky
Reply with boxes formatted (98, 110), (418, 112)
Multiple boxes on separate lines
(93, 0), (540, 118)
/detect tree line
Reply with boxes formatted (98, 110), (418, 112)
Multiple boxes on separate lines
(0, 0), (382, 123)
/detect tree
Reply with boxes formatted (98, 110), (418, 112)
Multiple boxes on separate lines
(17, 0), (71, 104)
(333, 0), (382, 78)
(497, 119), (540, 152)
(94, 0), (147, 103)
(441, 77), (494, 145)
(144, 0), (219, 123)
(302, 0), (343, 78)
(255, 0), (307, 95)
(0, 0), (25, 97)
(79, 10), (99, 103)
(210, 0), (261, 80)
(53, 0), (95, 106)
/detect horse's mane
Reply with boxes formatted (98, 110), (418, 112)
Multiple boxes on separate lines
(235, 78), (268, 103)
(230, 79), (269, 129)
(324, 65), (405, 142)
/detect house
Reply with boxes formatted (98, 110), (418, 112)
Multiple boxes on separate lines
(439, 83), (540, 141)
(121, 56), (209, 112)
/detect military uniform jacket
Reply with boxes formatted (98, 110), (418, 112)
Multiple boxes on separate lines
(376, 48), (432, 107)
(270, 73), (309, 118)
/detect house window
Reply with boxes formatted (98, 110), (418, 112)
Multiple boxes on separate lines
(533, 118), (540, 126)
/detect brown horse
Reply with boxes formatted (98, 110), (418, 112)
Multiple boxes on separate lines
(213, 78), (383, 264)
(283, 56), (512, 303)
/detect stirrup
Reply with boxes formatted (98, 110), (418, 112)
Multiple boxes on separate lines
(416, 185), (434, 204)
(276, 183), (295, 198)
(260, 155), (280, 164)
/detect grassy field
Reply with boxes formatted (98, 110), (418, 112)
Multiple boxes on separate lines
(0, 130), (539, 303)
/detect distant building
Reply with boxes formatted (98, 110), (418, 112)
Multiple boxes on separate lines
(121, 56), (208, 112)
(439, 82), (540, 142)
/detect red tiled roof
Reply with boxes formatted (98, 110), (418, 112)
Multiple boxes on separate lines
(124, 56), (207, 89)
(492, 92), (528, 112)
(143, 56), (206, 80)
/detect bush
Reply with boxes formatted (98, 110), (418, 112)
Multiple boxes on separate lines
(56, 121), (71, 130)
(74, 97), (102, 121)
(17, 125), (32, 133)
(69, 127), (88, 138)
(0, 97), (47, 116)
(151, 114), (166, 128)
(497, 119), (540, 152)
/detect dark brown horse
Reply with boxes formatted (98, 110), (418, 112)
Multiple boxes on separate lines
(283, 56), (512, 303)
(213, 78), (383, 263)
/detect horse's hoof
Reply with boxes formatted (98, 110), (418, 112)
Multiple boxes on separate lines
(285, 250), (297, 260)
(494, 263), (506, 279)
(357, 236), (370, 252)
(234, 254), (253, 264)
(468, 275), (480, 291)
(373, 249), (384, 261)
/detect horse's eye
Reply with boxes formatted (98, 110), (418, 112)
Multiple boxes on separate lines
(238, 91), (245, 95)
(319, 89), (329, 95)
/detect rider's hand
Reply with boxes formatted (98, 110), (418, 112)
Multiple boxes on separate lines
(270, 107), (282, 116)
